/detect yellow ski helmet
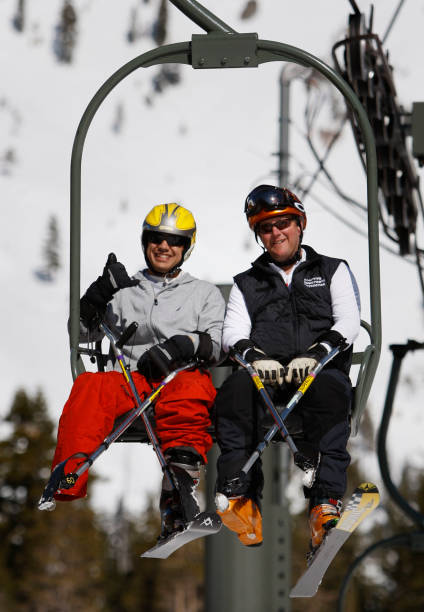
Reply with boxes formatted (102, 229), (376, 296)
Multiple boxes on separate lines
(141, 203), (196, 270)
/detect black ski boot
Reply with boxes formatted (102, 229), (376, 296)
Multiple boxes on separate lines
(159, 449), (203, 540)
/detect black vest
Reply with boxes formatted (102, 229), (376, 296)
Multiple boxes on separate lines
(234, 245), (352, 374)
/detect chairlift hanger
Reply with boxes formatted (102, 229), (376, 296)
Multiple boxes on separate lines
(69, 0), (381, 434)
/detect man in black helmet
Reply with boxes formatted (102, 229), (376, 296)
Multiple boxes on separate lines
(214, 185), (360, 558)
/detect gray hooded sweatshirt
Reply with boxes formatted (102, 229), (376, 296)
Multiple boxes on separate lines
(80, 269), (226, 372)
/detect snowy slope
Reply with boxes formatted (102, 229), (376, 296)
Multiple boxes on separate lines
(1, 0), (424, 514)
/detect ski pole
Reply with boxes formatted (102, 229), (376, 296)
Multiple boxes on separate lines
(39, 322), (196, 509)
(70, 362), (196, 484)
(234, 346), (341, 477)
(79, 321), (196, 488)
(230, 350), (300, 457)
(38, 362), (195, 510)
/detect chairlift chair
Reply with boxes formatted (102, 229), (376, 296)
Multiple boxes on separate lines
(69, 0), (381, 446)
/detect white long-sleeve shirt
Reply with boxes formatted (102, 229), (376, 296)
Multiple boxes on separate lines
(222, 250), (361, 353)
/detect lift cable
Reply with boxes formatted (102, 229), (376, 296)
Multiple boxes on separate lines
(382, 0), (407, 44)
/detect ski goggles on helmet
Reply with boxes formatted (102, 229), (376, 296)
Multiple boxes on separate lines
(245, 186), (304, 217)
(244, 185), (306, 231)
(145, 231), (188, 248)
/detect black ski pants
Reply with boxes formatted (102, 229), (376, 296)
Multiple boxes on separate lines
(214, 367), (352, 502)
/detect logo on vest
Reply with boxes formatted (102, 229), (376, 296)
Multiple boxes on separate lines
(304, 276), (326, 288)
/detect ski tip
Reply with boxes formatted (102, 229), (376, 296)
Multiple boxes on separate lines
(357, 482), (379, 495)
(140, 511), (222, 559)
(290, 585), (319, 598)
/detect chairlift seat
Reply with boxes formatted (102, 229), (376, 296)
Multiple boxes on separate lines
(81, 318), (373, 445)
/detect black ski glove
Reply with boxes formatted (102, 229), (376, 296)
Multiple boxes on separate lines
(233, 339), (285, 387)
(80, 253), (139, 327)
(193, 331), (214, 363)
(137, 334), (196, 380)
(285, 330), (347, 385)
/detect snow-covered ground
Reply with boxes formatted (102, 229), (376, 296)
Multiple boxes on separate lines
(1, 0), (424, 515)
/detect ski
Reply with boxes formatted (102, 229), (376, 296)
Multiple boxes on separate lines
(290, 482), (380, 598)
(141, 511), (222, 559)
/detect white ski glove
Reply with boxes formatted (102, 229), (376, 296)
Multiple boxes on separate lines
(252, 358), (285, 387)
(285, 354), (321, 386)
(232, 339), (285, 387)
(285, 330), (347, 386)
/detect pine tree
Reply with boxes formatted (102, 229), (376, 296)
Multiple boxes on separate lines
(127, 6), (142, 44)
(152, 0), (167, 46)
(54, 1), (77, 64)
(12, 0), (25, 32)
(354, 466), (424, 611)
(103, 495), (204, 611)
(0, 389), (108, 611)
(41, 215), (61, 279)
(0, 389), (205, 610)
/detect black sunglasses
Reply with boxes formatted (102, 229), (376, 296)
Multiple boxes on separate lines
(257, 217), (295, 234)
(147, 231), (187, 248)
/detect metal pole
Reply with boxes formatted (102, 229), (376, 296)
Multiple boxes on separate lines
(377, 343), (424, 528)
(278, 67), (290, 187)
(207, 286), (292, 611)
(169, 0), (236, 33)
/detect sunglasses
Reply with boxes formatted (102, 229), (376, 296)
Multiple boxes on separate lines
(147, 231), (187, 247)
(257, 217), (295, 234)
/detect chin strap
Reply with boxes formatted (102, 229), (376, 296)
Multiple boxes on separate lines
(272, 245), (302, 269)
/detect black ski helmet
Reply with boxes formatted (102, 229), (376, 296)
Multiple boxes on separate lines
(245, 185), (306, 231)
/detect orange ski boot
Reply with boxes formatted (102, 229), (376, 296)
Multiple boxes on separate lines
(308, 498), (341, 562)
(216, 494), (263, 546)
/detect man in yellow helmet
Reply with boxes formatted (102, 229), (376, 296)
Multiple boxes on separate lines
(214, 185), (360, 560)
(51, 203), (225, 540)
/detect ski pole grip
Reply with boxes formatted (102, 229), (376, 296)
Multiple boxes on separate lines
(116, 322), (138, 349)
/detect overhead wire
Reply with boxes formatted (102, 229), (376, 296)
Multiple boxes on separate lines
(301, 81), (366, 212)
(306, 188), (417, 262)
(347, 0), (361, 15)
(297, 2), (424, 299)
(382, 0), (407, 44)
(300, 101), (424, 281)
(283, 60), (423, 277)
(282, 140), (415, 261)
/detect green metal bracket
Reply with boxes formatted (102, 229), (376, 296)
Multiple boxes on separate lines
(191, 33), (258, 68)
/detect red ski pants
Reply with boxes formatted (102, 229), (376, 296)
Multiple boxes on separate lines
(52, 369), (216, 501)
